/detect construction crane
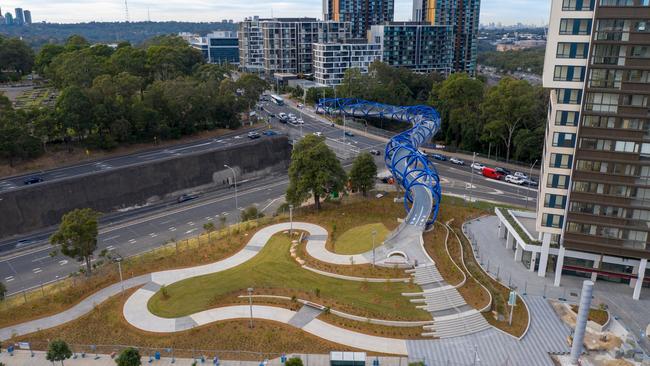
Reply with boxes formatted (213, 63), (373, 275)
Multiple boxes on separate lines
(124, 0), (130, 22)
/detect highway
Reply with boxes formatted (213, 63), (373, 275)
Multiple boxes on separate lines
(0, 95), (539, 295)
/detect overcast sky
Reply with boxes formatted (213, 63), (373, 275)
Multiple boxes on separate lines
(0, 0), (549, 26)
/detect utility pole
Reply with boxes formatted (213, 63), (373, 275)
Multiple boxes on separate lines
(469, 152), (476, 205)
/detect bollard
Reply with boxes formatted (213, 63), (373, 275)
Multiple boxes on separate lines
(523, 281), (527, 295)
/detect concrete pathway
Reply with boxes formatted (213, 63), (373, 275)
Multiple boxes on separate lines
(304, 229), (370, 265)
(288, 305), (323, 328)
(122, 222), (408, 355)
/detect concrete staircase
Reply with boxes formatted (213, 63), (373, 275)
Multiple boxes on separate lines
(411, 286), (466, 312)
(407, 264), (444, 285)
(422, 310), (491, 338)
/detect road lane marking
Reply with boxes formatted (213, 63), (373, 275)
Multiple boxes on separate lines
(149, 233), (158, 238)
(106, 245), (115, 251)
(31, 256), (50, 262)
(221, 212), (229, 216)
(58, 260), (68, 266)
(128, 239), (137, 244)
(169, 227), (177, 232)
(187, 221), (195, 226)
(185, 228), (198, 234)
(205, 216), (213, 221)
(5, 276), (14, 282)
(32, 268), (42, 274)
(103, 235), (120, 242)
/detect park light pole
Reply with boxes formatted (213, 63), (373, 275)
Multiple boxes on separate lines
(289, 204), (294, 235)
(113, 254), (124, 296)
(469, 152), (477, 205)
(224, 165), (238, 212)
(247, 287), (254, 328)
(372, 229), (377, 268)
(525, 159), (538, 209)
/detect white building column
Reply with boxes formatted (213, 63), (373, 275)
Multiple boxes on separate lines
(529, 252), (537, 272)
(538, 233), (551, 277)
(554, 246), (566, 287)
(633, 258), (647, 300)
(630, 263), (640, 288)
(506, 231), (514, 249)
(591, 256), (601, 282)
(498, 222), (506, 239)
(514, 245), (523, 262)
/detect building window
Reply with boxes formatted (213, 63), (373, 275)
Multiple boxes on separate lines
(584, 92), (619, 113)
(588, 68), (623, 88)
(599, 0), (634, 5)
(567, 222), (596, 235)
(555, 111), (579, 126)
(559, 19), (592, 35)
(550, 153), (573, 169)
(556, 42), (589, 59)
(554, 66), (586, 82)
(635, 21), (648, 32)
(544, 194), (567, 209)
(547, 173), (570, 189)
(542, 213), (564, 228)
(626, 70), (650, 83)
(592, 44), (622, 65)
(630, 46), (650, 58)
(622, 94), (648, 107)
(552, 132), (576, 148)
(557, 89), (582, 104)
(562, 0), (595, 10)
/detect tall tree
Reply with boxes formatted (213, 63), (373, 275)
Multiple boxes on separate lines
(480, 77), (539, 162)
(286, 135), (347, 210)
(0, 36), (35, 79)
(349, 152), (377, 197)
(50, 208), (101, 276)
(115, 347), (142, 366)
(46, 340), (72, 366)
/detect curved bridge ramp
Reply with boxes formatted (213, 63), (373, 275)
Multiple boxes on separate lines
(316, 99), (442, 265)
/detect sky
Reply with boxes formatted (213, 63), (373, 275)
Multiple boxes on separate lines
(0, 0), (549, 26)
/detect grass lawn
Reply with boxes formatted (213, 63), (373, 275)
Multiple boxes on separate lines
(332, 223), (390, 255)
(149, 234), (428, 321)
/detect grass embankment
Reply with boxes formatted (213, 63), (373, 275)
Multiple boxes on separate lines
(330, 223), (391, 255)
(0, 220), (269, 328)
(13, 288), (357, 359)
(149, 233), (428, 321)
(571, 305), (609, 325)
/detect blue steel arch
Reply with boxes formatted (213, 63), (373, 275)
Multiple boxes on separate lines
(316, 98), (442, 226)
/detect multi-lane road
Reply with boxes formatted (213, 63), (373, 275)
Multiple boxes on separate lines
(0, 95), (539, 295)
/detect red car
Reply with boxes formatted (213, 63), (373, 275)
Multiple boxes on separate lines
(482, 167), (504, 180)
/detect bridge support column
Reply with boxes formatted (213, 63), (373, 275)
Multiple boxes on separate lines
(498, 223), (506, 239)
(537, 234), (551, 277)
(633, 259), (647, 300)
(505, 231), (514, 249)
(554, 246), (565, 287)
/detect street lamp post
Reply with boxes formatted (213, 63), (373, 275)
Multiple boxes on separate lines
(247, 287), (254, 328)
(224, 165), (238, 212)
(114, 256), (124, 296)
(526, 159), (538, 209)
(372, 229), (377, 268)
(289, 204), (294, 235)
(469, 152), (477, 205)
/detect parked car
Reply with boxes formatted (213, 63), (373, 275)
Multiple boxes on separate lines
(471, 162), (485, 171)
(263, 130), (277, 136)
(482, 167), (504, 180)
(370, 149), (381, 156)
(247, 131), (261, 139)
(505, 175), (525, 185)
(514, 171), (528, 179)
(23, 176), (44, 185)
(430, 154), (448, 161)
(495, 167), (512, 176)
(177, 194), (199, 203)
(449, 157), (465, 165)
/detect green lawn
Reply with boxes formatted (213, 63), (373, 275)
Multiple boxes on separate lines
(333, 223), (391, 255)
(148, 234), (428, 321)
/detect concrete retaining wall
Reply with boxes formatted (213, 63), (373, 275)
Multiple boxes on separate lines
(0, 136), (291, 238)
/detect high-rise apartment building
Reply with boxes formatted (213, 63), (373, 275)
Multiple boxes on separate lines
(323, 0), (394, 38)
(239, 16), (266, 73)
(537, 0), (650, 299)
(369, 22), (454, 73)
(14, 8), (24, 25)
(313, 41), (383, 86)
(260, 18), (351, 76)
(4, 12), (13, 25)
(412, 0), (480, 74)
(185, 31), (240, 64)
(23, 10), (31, 25)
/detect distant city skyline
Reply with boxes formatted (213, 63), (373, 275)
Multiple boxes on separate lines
(0, 0), (549, 26)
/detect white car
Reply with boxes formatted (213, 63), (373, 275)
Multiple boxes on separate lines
(297, 103), (304, 109)
(313, 132), (322, 137)
(505, 175), (525, 185)
(296, 118), (304, 124)
(471, 162), (485, 171)
(514, 172), (528, 179)
(450, 157), (465, 165)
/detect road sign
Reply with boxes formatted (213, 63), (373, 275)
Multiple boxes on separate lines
(508, 291), (517, 306)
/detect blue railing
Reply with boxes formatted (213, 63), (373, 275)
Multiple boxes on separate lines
(316, 98), (442, 226)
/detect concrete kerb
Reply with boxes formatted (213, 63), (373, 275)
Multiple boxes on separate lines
(461, 215), (532, 341)
(434, 221), (467, 289)
(301, 265), (411, 283)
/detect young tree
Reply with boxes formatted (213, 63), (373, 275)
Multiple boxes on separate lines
(285, 357), (304, 366)
(46, 340), (72, 366)
(115, 347), (142, 366)
(286, 135), (347, 210)
(241, 206), (264, 221)
(349, 152), (377, 197)
(50, 208), (101, 277)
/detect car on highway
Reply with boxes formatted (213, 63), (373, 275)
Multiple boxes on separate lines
(344, 131), (354, 137)
(449, 157), (465, 165)
(16, 238), (37, 248)
(521, 178), (539, 187)
(495, 167), (512, 176)
(296, 118), (304, 125)
(430, 153), (448, 161)
(370, 149), (381, 156)
(505, 175), (525, 185)
(482, 167), (504, 180)
(177, 194), (199, 203)
(514, 172), (528, 179)
(278, 113), (288, 123)
(247, 131), (261, 139)
(263, 130), (277, 136)
(297, 103), (304, 108)
(23, 176), (44, 185)
(313, 132), (323, 137)
(471, 162), (485, 171)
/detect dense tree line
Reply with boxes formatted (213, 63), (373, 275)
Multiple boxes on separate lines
(337, 65), (547, 163)
(0, 35), (267, 165)
(0, 21), (238, 48)
(477, 47), (545, 75)
(0, 35), (35, 82)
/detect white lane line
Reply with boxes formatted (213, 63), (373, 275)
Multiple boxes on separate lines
(128, 239), (137, 244)
(106, 245), (115, 251)
(31, 256), (50, 263)
(5, 276), (14, 282)
(204, 216), (213, 221)
(149, 233), (158, 238)
(260, 197), (281, 212)
(159, 219), (173, 225)
(221, 212), (229, 216)
(103, 235), (120, 242)
(58, 260), (68, 266)
(187, 221), (195, 226)
(32, 268), (42, 274)
(185, 228), (198, 234)
(169, 227), (177, 232)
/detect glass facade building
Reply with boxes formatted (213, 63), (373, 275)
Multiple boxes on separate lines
(324, 0), (394, 38)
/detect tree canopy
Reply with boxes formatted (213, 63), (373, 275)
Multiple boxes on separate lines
(50, 208), (101, 276)
(349, 152), (377, 197)
(46, 340), (72, 366)
(115, 347), (142, 366)
(0, 35), (34, 81)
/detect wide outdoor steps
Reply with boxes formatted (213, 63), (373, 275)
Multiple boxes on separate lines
(422, 310), (492, 338)
(411, 264), (444, 285)
(413, 287), (466, 312)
